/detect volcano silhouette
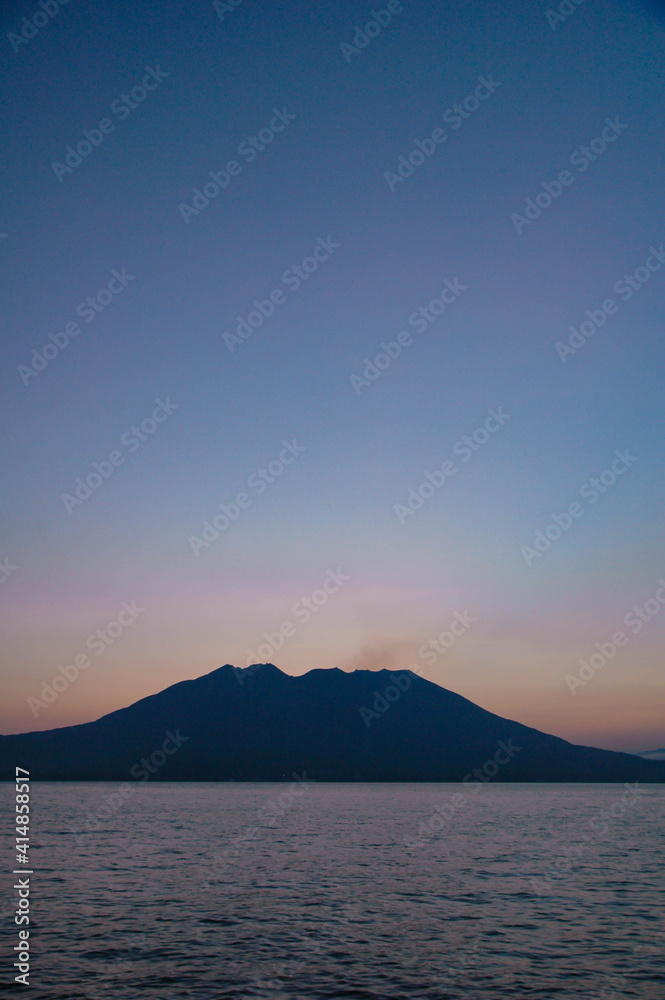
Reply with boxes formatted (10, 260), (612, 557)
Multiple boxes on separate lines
(2, 664), (663, 782)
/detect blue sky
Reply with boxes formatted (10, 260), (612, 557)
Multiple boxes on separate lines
(1, 0), (664, 750)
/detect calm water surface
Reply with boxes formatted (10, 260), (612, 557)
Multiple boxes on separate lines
(2, 782), (663, 998)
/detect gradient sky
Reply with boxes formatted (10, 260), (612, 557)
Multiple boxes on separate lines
(1, 0), (664, 751)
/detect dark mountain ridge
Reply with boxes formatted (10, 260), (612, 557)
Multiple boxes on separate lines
(2, 663), (663, 782)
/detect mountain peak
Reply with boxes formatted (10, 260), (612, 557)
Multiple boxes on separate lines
(2, 664), (664, 782)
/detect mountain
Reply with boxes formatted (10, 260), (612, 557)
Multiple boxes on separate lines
(1, 664), (664, 782)
(637, 748), (665, 760)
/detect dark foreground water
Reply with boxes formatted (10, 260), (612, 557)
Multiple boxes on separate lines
(2, 782), (663, 998)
